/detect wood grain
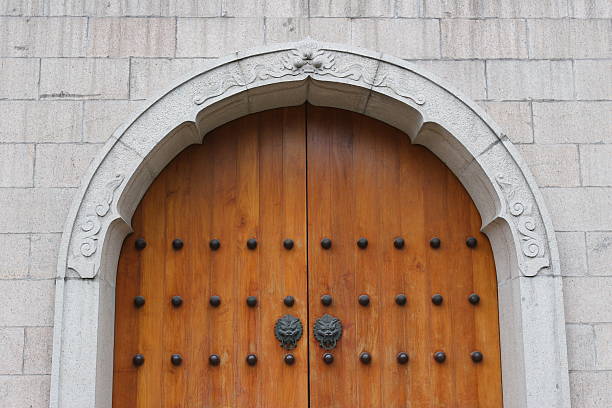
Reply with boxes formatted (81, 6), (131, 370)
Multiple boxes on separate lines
(113, 104), (502, 408)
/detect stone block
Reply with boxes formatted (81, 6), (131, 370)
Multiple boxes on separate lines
(30, 233), (61, 279)
(0, 144), (35, 187)
(565, 324), (596, 370)
(570, 0), (612, 18)
(0, 188), (74, 233)
(563, 277), (612, 323)
(50, 0), (222, 16)
(414, 60), (486, 100)
(0, 375), (50, 408)
(586, 232), (612, 276)
(309, 0), (396, 17)
(0, 101), (82, 143)
(486, 60), (574, 100)
(481, 101), (533, 143)
(35, 144), (101, 188)
(0, 327), (24, 374)
(0, 58), (39, 99)
(575, 60), (612, 100)
(0, 234), (30, 279)
(533, 102), (612, 144)
(570, 371), (612, 408)
(265, 17), (351, 45)
(581, 145), (612, 186)
(40, 58), (129, 100)
(24, 327), (53, 374)
(0, 280), (54, 326)
(176, 18), (265, 57)
(87, 17), (176, 57)
(517, 144), (579, 187)
(422, 0), (568, 17)
(556, 232), (588, 276)
(543, 188), (612, 231)
(83, 100), (145, 142)
(0, 17), (87, 57)
(527, 19), (611, 59)
(593, 324), (612, 369)
(351, 19), (440, 59)
(223, 0), (308, 16)
(441, 19), (528, 59)
(130, 58), (213, 100)
(0, 0), (45, 16)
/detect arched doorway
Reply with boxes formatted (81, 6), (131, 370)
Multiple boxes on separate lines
(112, 105), (502, 407)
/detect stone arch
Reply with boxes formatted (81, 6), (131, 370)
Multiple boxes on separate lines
(50, 39), (570, 408)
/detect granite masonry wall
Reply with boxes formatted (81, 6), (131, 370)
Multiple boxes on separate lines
(0, 1), (610, 406)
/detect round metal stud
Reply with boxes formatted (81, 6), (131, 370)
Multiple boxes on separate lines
(360, 352), (372, 365)
(171, 296), (183, 307)
(321, 238), (332, 250)
(284, 296), (295, 307)
(323, 353), (334, 364)
(357, 238), (368, 249)
(172, 238), (184, 250)
(358, 294), (370, 306)
(395, 294), (407, 306)
(431, 294), (443, 306)
(209, 239), (220, 250)
(393, 237), (405, 249)
(321, 294), (333, 306)
(132, 354), (145, 367)
(433, 351), (446, 363)
(135, 238), (147, 250)
(471, 351), (484, 363)
(134, 296), (146, 308)
(209, 296), (221, 307)
(430, 237), (441, 249)
(283, 239), (294, 250)
(284, 354), (296, 365)
(246, 296), (258, 307)
(466, 237), (478, 248)
(171, 354), (183, 366)
(468, 293), (481, 305)
(397, 352), (409, 365)
(209, 354), (220, 366)
(246, 354), (257, 366)
(247, 238), (257, 250)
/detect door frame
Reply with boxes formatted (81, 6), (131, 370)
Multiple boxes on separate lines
(49, 39), (570, 408)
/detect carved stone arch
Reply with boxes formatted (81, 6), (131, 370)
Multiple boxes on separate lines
(50, 40), (570, 408)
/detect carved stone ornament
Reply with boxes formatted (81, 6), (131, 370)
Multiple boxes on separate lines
(67, 173), (124, 277)
(314, 314), (343, 350)
(193, 38), (425, 106)
(274, 315), (303, 350)
(496, 173), (550, 276)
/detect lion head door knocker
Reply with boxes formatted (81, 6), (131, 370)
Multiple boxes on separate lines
(313, 314), (343, 350)
(274, 315), (303, 350)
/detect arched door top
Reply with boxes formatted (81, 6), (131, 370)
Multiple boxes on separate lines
(50, 39), (570, 408)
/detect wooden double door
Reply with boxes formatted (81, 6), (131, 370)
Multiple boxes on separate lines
(113, 105), (502, 407)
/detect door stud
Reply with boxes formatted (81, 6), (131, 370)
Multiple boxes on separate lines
(468, 293), (481, 305)
(323, 353), (334, 364)
(471, 351), (484, 363)
(357, 237), (368, 249)
(246, 354), (258, 366)
(246, 296), (258, 307)
(393, 237), (405, 249)
(466, 237), (478, 248)
(209, 354), (220, 366)
(320, 294), (333, 306)
(172, 238), (183, 250)
(284, 296), (295, 307)
(209, 239), (220, 250)
(132, 354), (145, 367)
(209, 296), (221, 307)
(171, 354), (183, 366)
(321, 238), (332, 249)
(433, 351), (446, 363)
(395, 294), (407, 306)
(284, 354), (296, 365)
(430, 237), (441, 249)
(133, 296), (146, 308)
(171, 296), (183, 307)
(360, 352), (372, 364)
(246, 238), (257, 250)
(134, 238), (147, 250)
(431, 294), (443, 306)
(397, 352), (409, 364)
(358, 294), (370, 306)
(283, 239), (294, 250)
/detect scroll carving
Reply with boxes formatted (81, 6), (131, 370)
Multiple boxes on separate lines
(496, 173), (549, 276)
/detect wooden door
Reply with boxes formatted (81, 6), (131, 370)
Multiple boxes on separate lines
(112, 106), (309, 407)
(306, 106), (502, 408)
(112, 104), (502, 407)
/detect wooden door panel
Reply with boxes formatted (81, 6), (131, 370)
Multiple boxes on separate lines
(112, 106), (308, 408)
(306, 105), (502, 408)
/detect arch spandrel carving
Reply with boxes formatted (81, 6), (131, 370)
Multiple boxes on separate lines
(51, 39), (569, 408)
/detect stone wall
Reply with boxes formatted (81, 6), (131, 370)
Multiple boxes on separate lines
(0, 1), (610, 407)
